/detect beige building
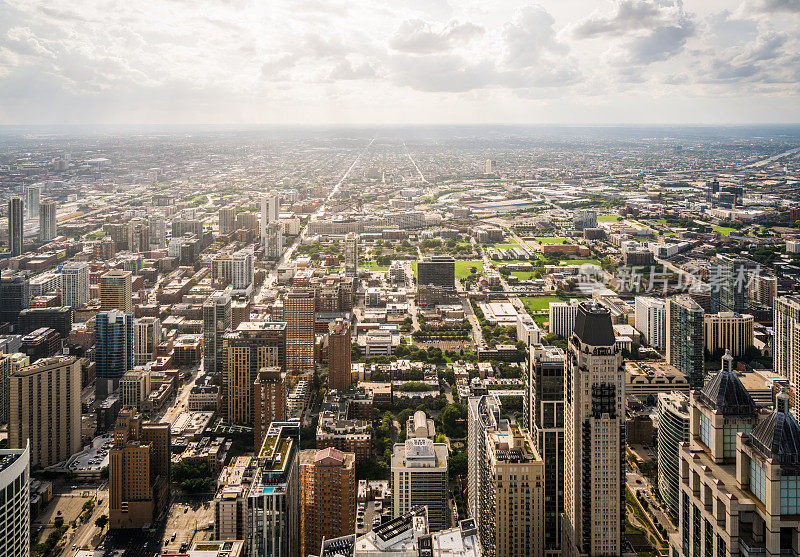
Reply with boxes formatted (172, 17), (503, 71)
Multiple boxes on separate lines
(214, 456), (252, 541)
(704, 312), (754, 357)
(100, 269), (133, 313)
(285, 289), (315, 372)
(328, 318), (352, 390)
(253, 367), (287, 450)
(119, 370), (151, 409)
(563, 303), (626, 557)
(9, 356), (82, 467)
(391, 437), (448, 532)
(133, 317), (161, 366)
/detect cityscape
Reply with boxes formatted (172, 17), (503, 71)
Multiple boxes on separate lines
(2, 1), (800, 557)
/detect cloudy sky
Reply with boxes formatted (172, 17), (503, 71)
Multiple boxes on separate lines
(1, 0), (799, 125)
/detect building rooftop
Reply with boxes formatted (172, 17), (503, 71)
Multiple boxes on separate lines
(700, 370), (758, 417)
(572, 301), (615, 346)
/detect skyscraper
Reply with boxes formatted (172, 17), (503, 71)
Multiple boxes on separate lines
(38, 199), (57, 242)
(203, 293), (231, 377)
(285, 289), (315, 372)
(261, 195), (279, 247)
(109, 408), (171, 529)
(563, 302), (625, 557)
(100, 269), (133, 314)
(0, 441), (30, 557)
(224, 321), (287, 424)
(344, 232), (358, 278)
(634, 296), (666, 350)
(9, 356), (82, 467)
(328, 319), (352, 390)
(656, 391), (690, 517)
(391, 437), (449, 531)
(95, 310), (134, 397)
(703, 311), (754, 357)
(774, 296), (800, 408)
(219, 205), (237, 235)
(247, 422), (299, 557)
(548, 299), (581, 339)
(60, 262), (90, 309)
(527, 344), (566, 554)
(148, 212), (166, 248)
(667, 295), (705, 389)
(0, 271), (30, 324)
(24, 185), (39, 220)
(231, 248), (254, 290)
(467, 395), (545, 557)
(8, 197), (23, 257)
(298, 448), (356, 557)
(253, 367), (288, 450)
(265, 221), (283, 260)
(716, 254), (750, 314)
(133, 316), (161, 366)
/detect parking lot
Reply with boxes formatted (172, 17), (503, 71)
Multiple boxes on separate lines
(33, 482), (103, 546)
(356, 500), (392, 534)
(161, 495), (215, 552)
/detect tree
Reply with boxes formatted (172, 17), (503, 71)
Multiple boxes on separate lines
(351, 343), (363, 361)
(95, 514), (108, 530)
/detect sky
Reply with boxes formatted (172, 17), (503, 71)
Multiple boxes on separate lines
(0, 0), (799, 126)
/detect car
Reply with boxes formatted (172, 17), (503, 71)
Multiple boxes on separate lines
(184, 507), (189, 513)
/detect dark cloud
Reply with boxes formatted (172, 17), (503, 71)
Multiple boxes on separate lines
(623, 21), (695, 64)
(572, 0), (661, 38)
(746, 0), (800, 13)
(389, 19), (483, 54)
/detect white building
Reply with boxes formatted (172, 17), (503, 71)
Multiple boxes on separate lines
(774, 296), (800, 418)
(634, 296), (666, 350)
(133, 317), (161, 366)
(39, 200), (57, 242)
(786, 239), (800, 254)
(231, 248), (255, 291)
(548, 299), (581, 339)
(345, 233), (358, 278)
(60, 262), (89, 309)
(0, 440), (30, 557)
(391, 437), (448, 532)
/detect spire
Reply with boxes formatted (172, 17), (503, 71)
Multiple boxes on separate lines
(721, 349), (733, 374)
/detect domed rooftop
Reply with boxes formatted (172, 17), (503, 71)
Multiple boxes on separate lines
(750, 398), (800, 466)
(699, 370), (757, 417)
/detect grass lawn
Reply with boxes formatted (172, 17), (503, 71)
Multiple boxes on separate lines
(455, 260), (483, 278)
(597, 214), (620, 222)
(533, 237), (568, 244)
(532, 315), (548, 328)
(558, 258), (601, 266)
(711, 225), (737, 235)
(491, 242), (521, 249)
(509, 271), (536, 280)
(520, 297), (566, 312)
(411, 261), (417, 277)
(362, 261), (389, 271)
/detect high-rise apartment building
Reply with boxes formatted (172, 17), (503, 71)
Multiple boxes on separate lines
(260, 195), (279, 247)
(573, 209), (597, 231)
(0, 355), (12, 425)
(656, 391), (690, 517)
(224, 321), (287, 424)
(344, 233), (358, 278)
(391, 437), (448, 532)
(219, 205), (237, 235)
(773, 296), (800, 405)
(8, 197), (24, 257)
(667, 295), (705, 389)
(751, 273), (778, 308)
(24, 185), (39, 220)
(416, 256), (455, 288)
(119, 370), (151, 409)
(265, 221), (283, 260)
(467, 395), (544, 557)
(247, 422), (299, 557)
(96, 310), (134, 397)
(203, 293), (231, 377)
(148, 213), (166, 249)
(526, 344), (565, 554)
(38, 200), (57, 242)
(328, 319), (352, 390)
(133, 316), (161, 366)
(0, 441), (30, 557)
(232, 248), (254, 290)
(298, 447), (356, 557)
(253, 367), (287, 450)
(703, 312), (754, 357)
(635, 296), (666, 350)
(716, 254), (750, 314)
(548, 299), (581, 339)
(563, 303), (626, 557)
(285, 289), (315, 372)
(60, 262), (90, 309)
(109, 408), (171, 529)
(9, 356), (82, 467)
(100, 269), (133, 314)
(0, 271), (30, 324)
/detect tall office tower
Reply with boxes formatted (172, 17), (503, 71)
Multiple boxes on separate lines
(391, 437), (449, 532)
(60, 262), (89, 309)
(247, 422), (299, 557)
(100, 269), (133, 313)
(260, 196), (278, 246)
(563, 303), (625, 557)
(667, 295), (705, 389)
(0, 355), (11, 425)
(265, 221), (283, 260)
(527, 344), (566, 554)
(8, 197), (23, 257)
(203, 293), (231, 377)
(38, 200), (57, 242)
(466, 395), (544, 557)
(344, 233), (358, 278)
(232, 248), (255, 290)
(0, 271), (30, 323)
(219, 206), (237, 235)
(9, 356), (81, 467)
(24, 185), (39, 220)
(224, 322), (287, 424)
(285, 289), (316, 372)
(95, 310), (134, 397)
(109, 408), (171, 529)
(751, 273), (778, 308)
(716, 254), (750, 314)
(133, 316), (161, 366)
(148, 213), (166, 248)
(634, 296), (666, 350)
(417, 256), (455, 288)
(656, 392), (690, 517)
(669, 375), (797, 557)
(773, 296), (800, 398)
(548, 299), (581, 339)
(254, 367), (288, 450)
(703, 311), (754, 357)
(298, 448), (356, 557)
(328, 319), (352, 390)
(0, 441), (30, 557)
(573, 209), (597, 231)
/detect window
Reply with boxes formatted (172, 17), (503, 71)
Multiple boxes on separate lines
(750, 460), (767, 505)
(700, 414), (713, 449)
(780, 475), (799, 515)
